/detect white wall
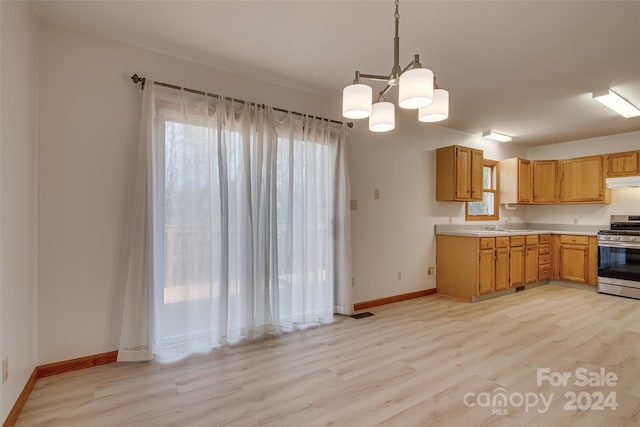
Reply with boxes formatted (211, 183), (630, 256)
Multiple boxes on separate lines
(348, 115), (527, 303)
(0, 1), (39, 422)
(526, 131), (640, 226)
(37, 23), (340, 365)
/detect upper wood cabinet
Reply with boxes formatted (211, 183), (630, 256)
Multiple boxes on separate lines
(499, 158), (532, 204)
(606, 151), (639, 177)
(532, 160), (558, 203)
(559, 155), (610, 203)
(436, 145), (483, 201)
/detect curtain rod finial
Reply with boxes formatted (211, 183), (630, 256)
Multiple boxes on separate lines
(131, 74), (146, 90)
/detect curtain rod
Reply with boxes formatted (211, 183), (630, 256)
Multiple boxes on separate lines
(131, 74), (353, 128)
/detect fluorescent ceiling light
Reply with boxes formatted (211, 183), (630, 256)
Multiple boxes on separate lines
(482, 131), (512, 142)
(593, 89), (640, 118)
(606, 177), (640, 189)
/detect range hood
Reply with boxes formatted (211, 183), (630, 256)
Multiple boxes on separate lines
(606, 176), (640, 189)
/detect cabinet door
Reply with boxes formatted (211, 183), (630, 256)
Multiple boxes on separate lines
(518, 159), (532, 203)
(470, 149), (484, 201)
(479, 248), (496, 295)
(559, 156), (606, 202)
(533, 160), (558, 203)
(559, 244), (589, 283)
(525, 245), (539, 284)
(509, 246), (525, 288)
(607, 151), (639, 177)
(455, 147), (471, 200)
(495, 247), (510, 291)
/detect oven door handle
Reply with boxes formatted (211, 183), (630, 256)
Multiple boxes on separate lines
(598, 241), (640, 249)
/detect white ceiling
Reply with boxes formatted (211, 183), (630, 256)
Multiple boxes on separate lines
(32, 1), (640, 147)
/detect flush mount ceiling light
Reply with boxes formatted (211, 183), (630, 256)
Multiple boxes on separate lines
(482, 131), (512, 142)
(593, 89), (640, 118)
(342, 0), (449, 132)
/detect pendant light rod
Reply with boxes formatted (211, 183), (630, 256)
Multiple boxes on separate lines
(355, 72), (391, 82)
(392, 0), (401, 82)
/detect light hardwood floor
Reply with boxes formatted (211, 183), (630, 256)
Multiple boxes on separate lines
(16, 284), (640, 426)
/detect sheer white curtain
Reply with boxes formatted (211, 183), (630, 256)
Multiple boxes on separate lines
(119, 83), (352, 362)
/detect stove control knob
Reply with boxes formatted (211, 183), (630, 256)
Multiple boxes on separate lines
(613, 236), (621, 240)
(629, 236), (637, 242)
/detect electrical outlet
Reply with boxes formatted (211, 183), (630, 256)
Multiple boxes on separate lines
(428, 266), (436, 277)
(2, 357), (8, 384)
(350, 199), (358, 211)
(397, 272), (402, 280)
(374, 188), (380, 199)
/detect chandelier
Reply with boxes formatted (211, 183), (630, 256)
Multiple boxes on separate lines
(342, 0), (449, 132)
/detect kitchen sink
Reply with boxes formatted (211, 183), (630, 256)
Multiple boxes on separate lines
(457, 230), (509, 235)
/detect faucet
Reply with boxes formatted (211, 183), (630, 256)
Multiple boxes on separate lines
(485, 222), (506, 231)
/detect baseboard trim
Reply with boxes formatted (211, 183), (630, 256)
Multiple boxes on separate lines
(36, 350), (119, 379)
(354, 288), (436, 311)
(3, 368), (37, 427)
(2, 351), (118, 427)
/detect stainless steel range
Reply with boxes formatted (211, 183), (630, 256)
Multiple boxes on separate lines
(598, 215), (640, 299)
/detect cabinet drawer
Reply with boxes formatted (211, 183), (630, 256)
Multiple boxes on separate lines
(539, 267), (551, 280)
(526, 235), (539, 246)
(539, 234), (551, 244)
(538, 245), (550, 255)
(559, 235), (589, 245)
(539, 254), (551, 266)
(510, 236), (525, 247)
(495, 237), (510, 248)
(480, 238), (495, 249)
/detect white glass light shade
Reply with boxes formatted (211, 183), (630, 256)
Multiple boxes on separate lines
(342, 84), (373, 119)
(418, 89), (449, 122)
(369, 102), (395, 132)
(398, 68), (434, 109)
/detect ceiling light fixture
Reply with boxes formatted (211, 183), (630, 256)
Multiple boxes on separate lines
(482, 131), (512, 142)
(593, 89), (640, 118)
(342, 0), (448, 132)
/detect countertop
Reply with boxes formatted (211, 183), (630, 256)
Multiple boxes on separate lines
(434, 223), (601, 238)
(436, 229), (598, 238)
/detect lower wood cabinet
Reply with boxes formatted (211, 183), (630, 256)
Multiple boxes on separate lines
(509, 241), (525, 288)
(495, 237), (510, 291)
(437, 234), (539, 301)
(559, 244), (589, 283)
(556, 234), (597, 285)
(436, 235), (498, 301)
(538, 234), (551, 280)
(479, 242), (496, 295)
(436, 232), (598, 302)
(524, 235), (539, 284)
